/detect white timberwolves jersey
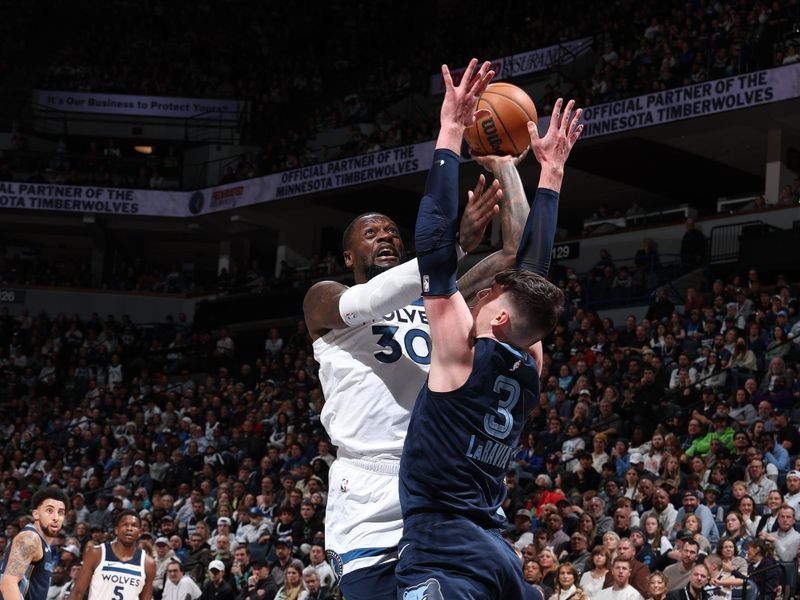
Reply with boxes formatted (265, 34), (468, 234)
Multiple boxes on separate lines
(314, 299), (431, 459)
(89, 542), (146, 600)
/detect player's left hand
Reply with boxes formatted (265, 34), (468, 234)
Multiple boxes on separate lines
(458, 174), (501, 252)
(528, 98), (583, 169)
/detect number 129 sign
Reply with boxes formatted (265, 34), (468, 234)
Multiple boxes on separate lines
(553, 242), (579, 261)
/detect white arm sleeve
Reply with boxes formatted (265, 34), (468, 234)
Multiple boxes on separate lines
(338, 259), (422, 326)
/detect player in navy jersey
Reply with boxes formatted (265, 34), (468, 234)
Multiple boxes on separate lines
(69, 509), (156, 600)
(396, 59), (583, 599)
(303, 71), (539, 600)
(0, 488), (68, 600)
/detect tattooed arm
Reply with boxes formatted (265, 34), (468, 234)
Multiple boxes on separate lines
(456, 154), (529, 303)
(0, 531), (43, 600)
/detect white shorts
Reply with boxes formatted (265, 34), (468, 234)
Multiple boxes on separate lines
(325, 456), (402, 578)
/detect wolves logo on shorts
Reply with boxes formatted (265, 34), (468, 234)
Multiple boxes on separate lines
(402, 578), (443, 600)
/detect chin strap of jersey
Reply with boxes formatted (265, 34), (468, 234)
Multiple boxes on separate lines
(416, 148), (460, 297)
(515, 187), (560, 276)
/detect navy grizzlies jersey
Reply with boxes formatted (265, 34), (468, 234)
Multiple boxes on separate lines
(400, 337), (539, 529)
(0, 524), (54, 600)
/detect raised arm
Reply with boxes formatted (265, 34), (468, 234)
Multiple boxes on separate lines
(457, 153), (529, 303)
(0, 531), (45, 600)
(515, 98), (582, 273)
(418, 59), (494, 392)
(303, 172), (501, 341)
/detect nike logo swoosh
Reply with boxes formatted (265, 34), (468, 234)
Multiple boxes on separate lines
(398, 543), (410, 558)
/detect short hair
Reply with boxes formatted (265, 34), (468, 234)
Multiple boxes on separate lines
(494, 269), (565, 345)
(746, 538), (770, 556)
(167, 558), (183, 571)
(31, 488), (69, 510)
(612, 556), (631, 567)
(114, 509), (141, 528)
(342, 212), (390, 251)
(682, 538), (700, 551)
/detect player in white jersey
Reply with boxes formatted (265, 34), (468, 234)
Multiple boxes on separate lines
(304, 140), (539, 599)
(70, 510), (155, 600)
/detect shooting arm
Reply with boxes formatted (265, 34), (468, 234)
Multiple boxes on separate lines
(303, 258), (425, 337)
(417, 149), (475, 391)
(458, 158), (529, 302)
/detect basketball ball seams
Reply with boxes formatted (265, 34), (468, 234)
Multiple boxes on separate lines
(463, 82), (537, 157)
(483, 95), (524, 156)
(484, 90), (536, 121)
(466, 117), (490, 156)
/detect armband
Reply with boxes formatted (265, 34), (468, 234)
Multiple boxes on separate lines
(416, 149), (460, 296)
(515, 187), (560, 276)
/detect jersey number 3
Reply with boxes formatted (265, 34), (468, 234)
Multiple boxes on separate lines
(372, 325), (431, 365)
(484, 375), (520, 439)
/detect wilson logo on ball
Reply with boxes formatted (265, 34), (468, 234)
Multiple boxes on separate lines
(464, 82), (538, 157)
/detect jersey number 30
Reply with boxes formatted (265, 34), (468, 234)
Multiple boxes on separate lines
(372, 325), (431, 365)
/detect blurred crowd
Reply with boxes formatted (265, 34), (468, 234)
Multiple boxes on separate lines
(0, 258), (797, 598)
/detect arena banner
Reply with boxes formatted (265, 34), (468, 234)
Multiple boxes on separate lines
(0, 181), (186, 217)
(429, 37), (593, 95)
(579, 63), (800, 138)
(4, 64), (800, 217)
(184, 143), (437, 216)
(32, 90), (240, 120)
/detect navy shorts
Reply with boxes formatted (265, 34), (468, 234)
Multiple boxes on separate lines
(395, 512), (544, 600)
(339, 559), (398, 600)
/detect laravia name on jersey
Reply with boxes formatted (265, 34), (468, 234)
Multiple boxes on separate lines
(465, 434), (516, 469)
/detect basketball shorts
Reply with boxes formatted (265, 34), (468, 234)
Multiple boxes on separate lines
(325, 456), (402, 600)
(396, 512), (544, 600)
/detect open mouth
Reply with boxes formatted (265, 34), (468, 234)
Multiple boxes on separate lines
(374, 246), (398, 263)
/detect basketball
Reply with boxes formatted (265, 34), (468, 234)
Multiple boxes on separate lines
(463, 82), (538, 157)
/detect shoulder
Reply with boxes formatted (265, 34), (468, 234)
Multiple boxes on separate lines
(303, 280), (347, 311)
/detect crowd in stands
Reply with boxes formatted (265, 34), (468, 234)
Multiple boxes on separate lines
(0, 0), (795, 188)
(0, 257), (798, 598)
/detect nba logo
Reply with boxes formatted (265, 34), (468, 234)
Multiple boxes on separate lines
(403, 578), (443, 600)
(422, 275), (430, 293)
(340, 478), (349, 493)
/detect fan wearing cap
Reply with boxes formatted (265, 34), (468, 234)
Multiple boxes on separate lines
(201, 560), (235, 600)
(152, 536), (177, 598)
(237, 508), (272, 547)
(69, 509), (155, 600)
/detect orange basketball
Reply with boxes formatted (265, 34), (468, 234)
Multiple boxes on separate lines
(463, 82), (538, 157)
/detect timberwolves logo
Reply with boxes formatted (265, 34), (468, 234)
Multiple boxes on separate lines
(188, 191), (205, 215)
(403, 578), (443, 599)
(326, 550), (344, 579)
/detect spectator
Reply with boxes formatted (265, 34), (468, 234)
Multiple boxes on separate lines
(679, 219), (706, 272)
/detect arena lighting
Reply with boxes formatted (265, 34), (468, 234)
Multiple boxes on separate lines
(134, 145), (153, 154)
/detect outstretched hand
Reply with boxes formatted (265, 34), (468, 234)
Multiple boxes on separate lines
(528, 98), (583, 171)
(437, 59), (494, 153)
(458, 174), (502, 252)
